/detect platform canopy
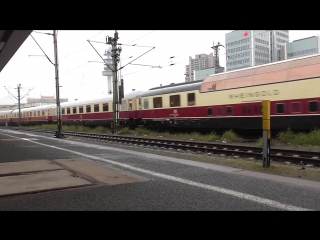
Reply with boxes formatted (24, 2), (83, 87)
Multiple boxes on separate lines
(0, 30), (32, 73)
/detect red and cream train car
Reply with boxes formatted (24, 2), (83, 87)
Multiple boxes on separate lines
(1, 53), (320, 133)
(133, 53), (320, 132)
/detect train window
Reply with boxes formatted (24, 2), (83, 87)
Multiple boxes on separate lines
(291, 102), (301, 113)
(79, 106), (83, 113)
(187, 93), (195, 106)
(170, 95), (180, 107)
(94, 104), (99, 112)
(86, 105), (91, 113)
(62, 108), (65, 115)
(122, 100), (127, 111)
(216, 107), (222, 116)
(276, 103), (285, 114)
(227, 106), (233, 116)
(308, 101), (319, 112)
(129, 100), (132, 110)
(37, 111), (40, 116)
(143, 99), (149, 109)
(73, 107), (77, 114)
(33, 112), (36, 117)
(153, 97), (162, 108)
(243, 106), (247, 114)
(67, 108), (71, 114)
(207, 108), (212, 116)
(42, 111), (45, 116)
(103, 103), (109, 112)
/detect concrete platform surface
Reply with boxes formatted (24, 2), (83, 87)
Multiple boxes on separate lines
(0, 159), (62, 176)
(0, 170), (92, 197)
(0, 158), (148, 198)
(56, 158), (148, 185)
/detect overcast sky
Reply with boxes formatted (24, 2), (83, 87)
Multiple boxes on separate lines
(1, 30), (319, 105)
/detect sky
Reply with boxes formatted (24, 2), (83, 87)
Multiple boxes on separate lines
(1, 30), (319, 105)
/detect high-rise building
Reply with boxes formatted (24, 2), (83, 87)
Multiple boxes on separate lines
(278, 36), (320, 61)
(269, 30), (289, 62)
(225, 30), (289, 71)
(184, 53), (215, 82)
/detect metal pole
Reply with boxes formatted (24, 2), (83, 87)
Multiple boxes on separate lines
(53, 30), (62, 138)
(262, 100), (271, 167)
(111, 31), (119, 134)
(17, 84), (21, 126)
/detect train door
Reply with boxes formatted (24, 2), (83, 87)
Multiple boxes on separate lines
(128, 99), (134, 119)
(138, 98), (142, 118)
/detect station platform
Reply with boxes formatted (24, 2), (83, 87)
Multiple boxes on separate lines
(0, 158), (147, 198)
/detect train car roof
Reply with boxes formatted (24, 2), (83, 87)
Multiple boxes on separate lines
(59, 90), (147, 108)
(149, 80), (203, 90)
(122, 90), (147, 99)
(0, 109), (15, 114)
(140, 81), (202, 97)
(12, 104), (56, 113)
(201, 53), (320, 93)
(60, 96), (114, 108)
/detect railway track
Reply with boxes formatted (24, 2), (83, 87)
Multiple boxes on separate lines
(6, 127), (320, 167)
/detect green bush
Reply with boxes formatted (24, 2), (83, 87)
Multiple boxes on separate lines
(256, 137), (263, 147)
(91, 126), (110, 134)
(221, 130), (242, 142)
(134, 127), (152, 136)
(117, 127), (133, 135)
(277, 128), (295, 144)
(206, 133), (220, 142)
(291, 129), (320, 146)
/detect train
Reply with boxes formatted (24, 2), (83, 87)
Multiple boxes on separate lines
(1, 53), (320, 134)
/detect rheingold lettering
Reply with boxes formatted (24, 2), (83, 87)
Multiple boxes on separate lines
(229, 90), (280, 99)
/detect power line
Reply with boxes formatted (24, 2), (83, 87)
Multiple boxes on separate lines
(65, 31), (107, 55)
(32, 31), (53, 36)
(119, 47), (155, 71)
(118, 43), (154, 48)
(30, 34), (54, 66)
(124, 30), (156, 44)
(129, 63), (162, 68)
(122, 67), (153, 76)
(87, 40), (113, 71)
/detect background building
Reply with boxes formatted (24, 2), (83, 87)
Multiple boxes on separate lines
(185, 53), (215, 82)
(269, 30), (289, 62)
(0, 96), (69, 111)
(27, 95), (68, 104)
(225, 30), (289, 71)
(278, 36), (320, 61)
(194, 67), (224, 81)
